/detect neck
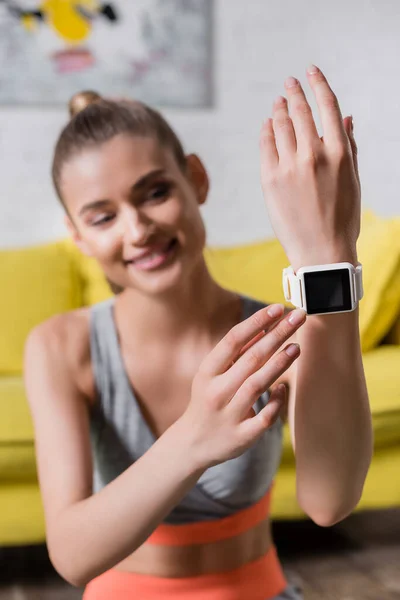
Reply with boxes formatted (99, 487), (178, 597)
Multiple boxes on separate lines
(114, 258), (236, 343)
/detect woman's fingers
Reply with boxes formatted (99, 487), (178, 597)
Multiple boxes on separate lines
(272, 95), (297, 161)
(262, 66), (348, 162)
(230, 342), (300, 420)
(235, 312), (288, 361)
(241, 383), (287, 440)
(225, 307), (305, 394)
(260, 118), (279, 171)
(200, 303), (285, 376)
(306, 64), (347, 147)
(235, 330), (267, 362)
(283, 76), (320, 153)
(344, 115), (360, 188)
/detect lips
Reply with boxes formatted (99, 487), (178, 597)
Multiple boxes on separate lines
(125, 239), (178, 272)
(126, 239), (176, 263)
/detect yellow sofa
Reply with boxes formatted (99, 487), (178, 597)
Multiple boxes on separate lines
(1, 210), (400, 546)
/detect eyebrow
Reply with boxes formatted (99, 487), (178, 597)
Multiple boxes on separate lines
(78, 169), (167, 217)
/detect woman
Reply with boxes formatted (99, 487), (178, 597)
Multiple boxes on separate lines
(24, 64), (372, 600)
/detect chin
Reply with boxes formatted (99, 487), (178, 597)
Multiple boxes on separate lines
(128, 264), (185, 296)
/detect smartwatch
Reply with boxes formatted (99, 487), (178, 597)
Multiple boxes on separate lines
(282, 262), (363, 316)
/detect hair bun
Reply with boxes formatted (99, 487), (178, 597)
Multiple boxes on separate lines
(68, 90), (102, 118)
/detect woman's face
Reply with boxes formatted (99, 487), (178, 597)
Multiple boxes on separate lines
(61, 134), (209, 295)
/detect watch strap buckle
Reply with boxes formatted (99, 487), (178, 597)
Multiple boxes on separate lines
(282, 266), (303, 308)
(354, 264), (364, 301)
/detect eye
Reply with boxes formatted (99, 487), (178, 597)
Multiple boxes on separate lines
(147, 182), (172, 202)
(91, 214), (115, 227)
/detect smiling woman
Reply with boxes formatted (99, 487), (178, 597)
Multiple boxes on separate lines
(24, 90), (302, 599)
(53, 93), (209, 298)
(56, 91), (197, 295)
(24, 67), (372, 600)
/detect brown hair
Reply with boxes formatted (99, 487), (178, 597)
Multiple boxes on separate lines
(68, 90), (102, 118)
(52, 91), (187, 204)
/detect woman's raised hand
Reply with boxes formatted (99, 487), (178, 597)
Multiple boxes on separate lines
(260, 65), (360, 272)
(181, 304), (306, 469)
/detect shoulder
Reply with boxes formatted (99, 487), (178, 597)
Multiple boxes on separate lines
(24, 307), (93, 397)
(25, 307), (90, 357)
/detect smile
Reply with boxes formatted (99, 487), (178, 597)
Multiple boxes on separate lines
(126, 239), (178, 272)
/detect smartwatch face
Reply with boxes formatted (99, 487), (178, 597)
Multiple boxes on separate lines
(303, 269), (352, 315)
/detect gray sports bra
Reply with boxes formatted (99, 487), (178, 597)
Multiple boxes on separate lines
(89, 295), (283, 524)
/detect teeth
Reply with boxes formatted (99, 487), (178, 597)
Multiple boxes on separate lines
(135, 250), (167, 264)
(134, 245), (173, 263)
(129, 240), (175, 265)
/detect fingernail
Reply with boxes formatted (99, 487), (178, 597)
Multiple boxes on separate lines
(288, 308), (306, 325)
(307, 64), (319, 74)
(285, 76), (298, 88)
(351, 115), (354, 132)
(286, 343), (300, 357)
(274, 95), (287, 106)
(267, 303), (284, 318)
(278, 383), (286, 394)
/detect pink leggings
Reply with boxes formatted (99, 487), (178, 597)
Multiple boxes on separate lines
(83, 545), (287, 600)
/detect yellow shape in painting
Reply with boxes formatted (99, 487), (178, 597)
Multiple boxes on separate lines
(41, 0), (101, 43)
(21, 15), (37, 31)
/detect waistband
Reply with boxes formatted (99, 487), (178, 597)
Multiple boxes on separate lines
(83, 545), (287, 600)
(146, 487), (272, 546)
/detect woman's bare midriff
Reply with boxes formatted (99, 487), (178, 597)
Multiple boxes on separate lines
(115, 517), (272, 577)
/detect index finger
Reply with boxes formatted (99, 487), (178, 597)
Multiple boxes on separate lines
(200, 303), (284, 376)
(306, 64), (347, 147)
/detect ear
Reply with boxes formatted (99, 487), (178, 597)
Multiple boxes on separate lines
(64, 215), (94, 257)
(185, 154), (209, 206)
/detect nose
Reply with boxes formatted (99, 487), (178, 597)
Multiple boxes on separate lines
(122, 206), (154, 246)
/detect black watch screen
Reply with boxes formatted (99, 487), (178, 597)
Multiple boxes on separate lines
(303, 269), (352, 315)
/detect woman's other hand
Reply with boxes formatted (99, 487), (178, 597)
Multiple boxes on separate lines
(181, 304), (306, 469)
(260, 65), (360, 272)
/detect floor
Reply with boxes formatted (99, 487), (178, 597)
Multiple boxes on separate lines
(1, 509), (399, 599)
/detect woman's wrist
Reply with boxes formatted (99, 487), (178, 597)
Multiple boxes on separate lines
(290, 244), (358, 273)
(164, 416), (209, 479)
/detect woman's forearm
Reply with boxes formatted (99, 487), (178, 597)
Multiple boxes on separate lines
(49, 419), (204, 587)
(259, 65), (371, 526)
(293, 302), (373, 526)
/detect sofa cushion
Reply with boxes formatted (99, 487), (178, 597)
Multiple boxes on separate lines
(361, 345), (400, 447)
(0, 377), (34, 443)
(0, 483), (45, 544)
(0, 241), (82, 374)
(356, 210), (400, 351)
(0, 445), (36, 483)
(385, 315), (400, 345)
(0, 377), (36, 481)
(63, 239), (114, 306)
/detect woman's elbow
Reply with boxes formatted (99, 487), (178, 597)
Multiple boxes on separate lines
(307, 506), (352, 528)
(298, 489), (362, 528)
(48, 543), (92, 588)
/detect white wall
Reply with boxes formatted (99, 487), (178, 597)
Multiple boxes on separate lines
(1, 0), (399, 249)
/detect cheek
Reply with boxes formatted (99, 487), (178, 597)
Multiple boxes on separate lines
(159, 199), (183, 227)
(151, 197), (190, 239)
(181, 201), (206, 246)
(84, 226), (122, 262)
